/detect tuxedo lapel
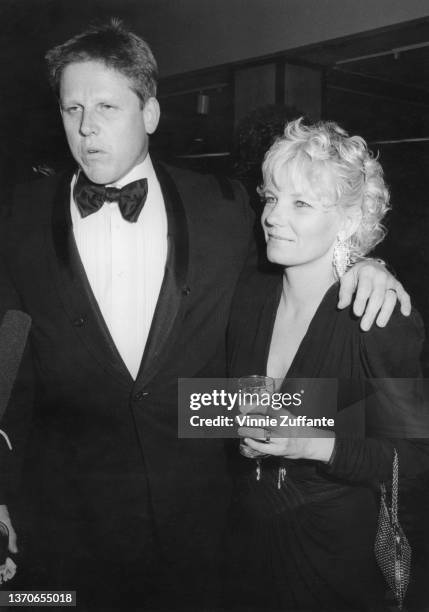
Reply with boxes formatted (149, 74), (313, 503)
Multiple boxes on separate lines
(135, 162), (189, 387)
(48, 162), (189, 390)
(49, 169), (133, 387)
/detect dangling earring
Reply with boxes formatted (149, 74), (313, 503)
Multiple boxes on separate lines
(333, 237), (351, 278)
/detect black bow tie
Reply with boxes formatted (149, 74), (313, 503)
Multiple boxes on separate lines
(73, 172), (148, 223)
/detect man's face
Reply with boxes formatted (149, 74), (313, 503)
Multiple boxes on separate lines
(60, 60), (159, 184)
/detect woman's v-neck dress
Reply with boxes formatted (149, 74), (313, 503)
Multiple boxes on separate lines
(227, 274), (428, 610)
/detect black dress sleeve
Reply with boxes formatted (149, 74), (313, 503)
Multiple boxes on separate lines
(323, 307), (429, 484)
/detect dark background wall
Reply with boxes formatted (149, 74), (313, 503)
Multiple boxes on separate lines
(1, 0), (429, 172)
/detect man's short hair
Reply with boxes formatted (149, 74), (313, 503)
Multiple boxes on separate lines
(45, 18), (158, 105)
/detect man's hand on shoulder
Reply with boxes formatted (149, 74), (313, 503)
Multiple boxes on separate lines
(337, 259), (411, 331)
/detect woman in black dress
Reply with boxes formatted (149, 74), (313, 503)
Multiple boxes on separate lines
(227, 119), (429, 611)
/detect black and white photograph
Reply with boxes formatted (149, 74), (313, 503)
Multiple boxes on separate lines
(0, 1), (429, 610)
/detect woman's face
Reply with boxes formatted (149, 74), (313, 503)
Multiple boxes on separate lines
(261, 160), (342, 269)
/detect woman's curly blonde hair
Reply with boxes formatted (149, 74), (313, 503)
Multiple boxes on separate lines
(261, 118), (390, 261)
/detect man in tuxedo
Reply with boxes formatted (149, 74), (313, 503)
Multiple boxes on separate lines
(0, 20), (409, 609)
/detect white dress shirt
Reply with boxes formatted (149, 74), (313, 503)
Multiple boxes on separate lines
(71, 155), (168, 380)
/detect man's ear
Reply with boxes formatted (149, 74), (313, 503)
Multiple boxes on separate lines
(338, 207), (362, 242)
(142, 97), (160, 135)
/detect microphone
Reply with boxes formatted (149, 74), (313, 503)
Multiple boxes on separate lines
(0, 310), (32, 445)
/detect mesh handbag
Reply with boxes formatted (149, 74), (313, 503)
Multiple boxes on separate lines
(374, 449), (411, 610)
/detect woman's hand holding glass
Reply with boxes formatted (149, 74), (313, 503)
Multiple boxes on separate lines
(237, 405), (336, 463)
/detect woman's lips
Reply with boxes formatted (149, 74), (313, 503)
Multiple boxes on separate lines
(268, 234), (294, 242)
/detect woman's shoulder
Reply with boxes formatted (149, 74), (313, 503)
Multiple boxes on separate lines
(359, 304), (424, 377)
(326, 282), (424, 346)
(359, 303), (424, 348)
(320, 285), (424, 377)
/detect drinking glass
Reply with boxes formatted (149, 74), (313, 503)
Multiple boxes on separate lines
(238, 375), (274, 458)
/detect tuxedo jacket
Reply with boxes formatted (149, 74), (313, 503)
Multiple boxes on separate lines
(0, 161), (254, 586)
